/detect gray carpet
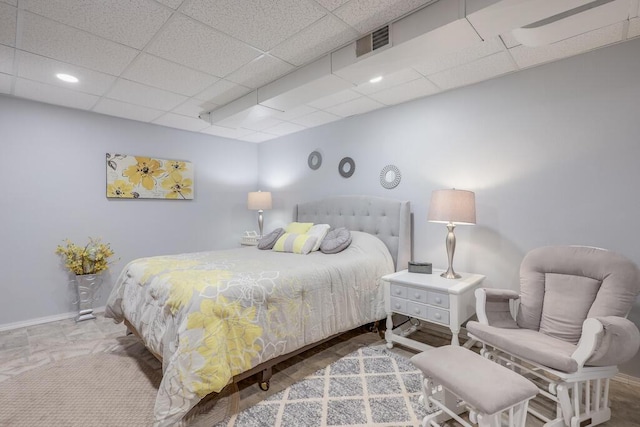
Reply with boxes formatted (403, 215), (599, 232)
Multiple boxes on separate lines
(214, 346), (431, 427)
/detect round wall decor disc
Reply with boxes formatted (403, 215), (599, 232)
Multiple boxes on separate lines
(339, 157), (355, 178)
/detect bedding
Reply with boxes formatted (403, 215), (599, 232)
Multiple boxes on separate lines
(105, 230), (393, 427)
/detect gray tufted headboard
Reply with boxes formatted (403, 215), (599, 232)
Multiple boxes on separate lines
(295, 195), (411, 271)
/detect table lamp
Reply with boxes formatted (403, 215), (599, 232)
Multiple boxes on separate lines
(427, 189), (476, 279)
(247, 191), (272, 237)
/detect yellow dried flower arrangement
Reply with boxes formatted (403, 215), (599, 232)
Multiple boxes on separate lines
(55, 237), (116, 275)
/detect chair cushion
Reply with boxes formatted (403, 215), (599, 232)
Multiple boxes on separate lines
(467, 321), (578, 373)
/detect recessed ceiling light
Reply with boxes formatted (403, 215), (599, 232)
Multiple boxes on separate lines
(56, 73), (79, 83)
(369, 76), (383, 83)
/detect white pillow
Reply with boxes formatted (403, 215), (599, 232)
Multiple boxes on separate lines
(306, 224), (330, 252)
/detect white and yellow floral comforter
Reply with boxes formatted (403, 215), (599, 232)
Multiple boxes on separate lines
(105, 231), (393, 426)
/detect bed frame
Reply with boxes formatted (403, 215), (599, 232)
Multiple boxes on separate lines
(126, 195), (411, 391)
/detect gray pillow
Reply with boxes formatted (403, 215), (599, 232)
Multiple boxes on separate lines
(258, 228), (285, 250)
(320, 228), (352, 254)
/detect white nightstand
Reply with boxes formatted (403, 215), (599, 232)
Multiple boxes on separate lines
(382, 269), (485, 352)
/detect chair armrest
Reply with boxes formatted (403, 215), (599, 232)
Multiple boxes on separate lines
(474, 288), (519, 328)
(573, 316), (640, 368)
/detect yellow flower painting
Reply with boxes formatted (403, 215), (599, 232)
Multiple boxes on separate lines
(106, 153), (194, 200)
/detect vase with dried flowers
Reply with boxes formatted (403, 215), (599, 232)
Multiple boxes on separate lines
(55, 237), (116, 321)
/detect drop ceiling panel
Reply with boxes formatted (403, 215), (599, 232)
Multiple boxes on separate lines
(0, 3), (16, 47)
(368, 76), (439, 105)
(107, 79), (188, 111)
(93, 98), (164, 122)
(153, 112), (211, 132)
(509, 23), (625, 69)
(123, 54), (219, 97)
(22, 0), (171, 50)
(325, 96), (384, 117)
(15, 51), (116, 96)
(273, 104), (317, 121)
(334, 0), (432, 34)
(290, 110), (341, 127)
(629, 18), (640, 38)
(172, 99), (218, 118)
(154, 0), (183, 9)
(182, 0), (327, 51)
(201, 125), (255, 139)
(0, 0), (17, 6)
(314, 0), (350, 11)
(263, 121), (307, 136)
(147, 15), (261, 77)
(226, 55), (295, 89)
(20, 13), (139, 76)
(428, 51), (516, 91)
(14, 78), (99, 110)
(270, 15), (359, 66)
(0, 73), (11, 94)
(241, 116), (285, 132)
(238, 132), (277, 143)
(413, 37), (505, 76)
(195, 79), (252, 105)
(353, 68), (423, 95)
(308, 88), (361, 109)
(0, 44), (14, 74)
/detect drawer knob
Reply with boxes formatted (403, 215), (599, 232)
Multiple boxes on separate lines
(435, 297), (442, 304)
(414, 308), (420, 314)
(414, 293), (421, 299)
(434, 313), (441, 319)
(395, 289), (401, 295)
(395, 303), (401, 309)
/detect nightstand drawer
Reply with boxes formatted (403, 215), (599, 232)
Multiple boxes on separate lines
(407, 301), (428, 319)
(427, 291), (449, 309)
(427, 307), (450, 325)
(390, 297), (407, 313)
(390, 284), (407, 299)
(408, 288), (428, 303)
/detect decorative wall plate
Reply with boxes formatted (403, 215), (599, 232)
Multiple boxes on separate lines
(307, 151), (322, 170)
(380, 165), (401, 189)
(339, 157), (355, 178)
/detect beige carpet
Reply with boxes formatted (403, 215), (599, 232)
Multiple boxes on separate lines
(0, 336), (238, 427)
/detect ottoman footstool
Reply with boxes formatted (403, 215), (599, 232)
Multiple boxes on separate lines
(411, 345), (538, 427)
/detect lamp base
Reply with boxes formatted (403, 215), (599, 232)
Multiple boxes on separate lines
(440, 269), (461, 279)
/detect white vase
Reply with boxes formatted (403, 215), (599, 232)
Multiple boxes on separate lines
(74, 274), (103, 322)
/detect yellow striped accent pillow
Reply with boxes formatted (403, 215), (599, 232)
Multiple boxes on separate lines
(285, 222), (314, 234)
(272, 233), (318, 255)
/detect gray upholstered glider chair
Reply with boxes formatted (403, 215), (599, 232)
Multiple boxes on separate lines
(466, 246), (640, 427)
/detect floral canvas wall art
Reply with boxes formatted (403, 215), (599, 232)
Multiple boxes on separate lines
(106, 154), (194, 200)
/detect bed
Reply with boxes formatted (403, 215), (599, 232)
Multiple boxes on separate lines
(105, 195), (411, 427)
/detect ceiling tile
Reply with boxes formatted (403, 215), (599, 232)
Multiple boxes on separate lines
(428, 51), (516, 91)
(413, 37), (505, 77)
(273, 104), (317, 120)
(123, 54), (219, 97)
(263, 121), (307, 136)
(238, 132), (278, 143)
(183, 0), (327, 51)
(147, 15), (261, 77)
(500, 32), (521, 49)
(201, 125), (255, 139)
(0, 0), (17, 6)
(334, 0), (431, 34)
(368, 77), (439, 105)
(270, 15), (358, 66)
(154, 0), (183, 8)
(92, 98), (164, 122)
(509, 23), (625, 69)
(241, 117), (285, 132)
(20, 12), (139, 76)
(0, 3), (16, 47)
(14, 78), (99, 110)
(153, 112), (211, 132)
(353, 68), (423, 95)
(22, 0), (171, 50)
(324, 96), (384, 117)
(226, 55), (294, 89)
(15, 51), (116, 96)
(0, 44), (13, 74)
(291, 110), (341, 127)
(629, 18), (640, 39)
(0, 73), (11, 94)
(107, 79), (188, 111)
(308, 88), (361, 109)
(314, 0), (350, 11)
(195, 79), (252, 105)
(172, 98), (218, 118)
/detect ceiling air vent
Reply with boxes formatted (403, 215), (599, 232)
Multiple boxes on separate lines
(356, 26), (390, 57)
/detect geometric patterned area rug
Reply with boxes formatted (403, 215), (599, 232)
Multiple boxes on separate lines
(214, 345), (431, 427)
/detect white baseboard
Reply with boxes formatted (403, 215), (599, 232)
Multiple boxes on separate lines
(613, 372), (640, 388)
(0, 306), (106, 332)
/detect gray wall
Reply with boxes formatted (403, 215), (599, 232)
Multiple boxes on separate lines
(258, 38), (640, 376)
(0, 96), (258, 326)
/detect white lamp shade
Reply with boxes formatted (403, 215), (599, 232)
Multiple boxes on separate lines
(247, 191), (272, 210)
(428, 189), (476, 225)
